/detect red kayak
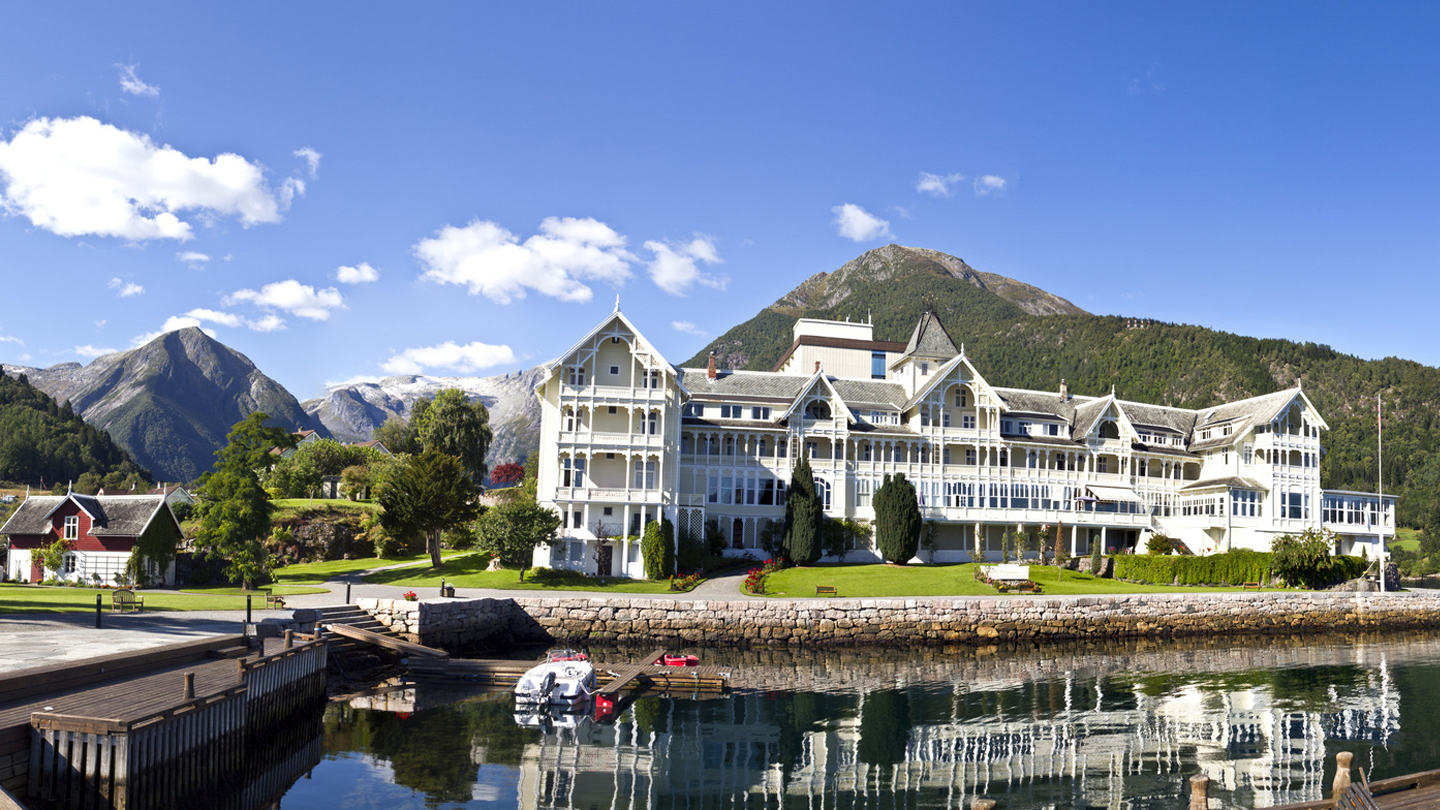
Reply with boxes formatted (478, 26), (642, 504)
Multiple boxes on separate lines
(654, 653), (699, 667)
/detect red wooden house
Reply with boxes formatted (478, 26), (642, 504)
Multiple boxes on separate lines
(1, 493), (183, 586)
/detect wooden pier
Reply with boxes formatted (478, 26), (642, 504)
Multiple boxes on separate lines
(0, 632), (328, 810)
(403, 646), (731, 695)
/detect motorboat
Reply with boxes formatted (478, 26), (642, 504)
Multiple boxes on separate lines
(514, 648), (595, 706)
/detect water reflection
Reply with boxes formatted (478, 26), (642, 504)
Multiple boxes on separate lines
(288, 632), (1440, 810)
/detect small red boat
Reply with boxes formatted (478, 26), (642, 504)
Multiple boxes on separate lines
(654, 652), (699, 667)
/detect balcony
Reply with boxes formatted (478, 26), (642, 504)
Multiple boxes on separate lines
(552, 487), (664, 504)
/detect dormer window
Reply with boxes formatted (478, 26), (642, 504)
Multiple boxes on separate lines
(920, 362), (929, 376)
(63, 515), (78, 540)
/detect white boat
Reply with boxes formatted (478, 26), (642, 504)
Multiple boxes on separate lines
(514, 649), (596, 706)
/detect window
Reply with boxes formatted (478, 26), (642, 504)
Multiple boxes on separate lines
(861, 444), (872, 461)
(569, 541), (585, 563)
(572, 511), (582, 529)
(609, 365), (620, 376)
(1018, 421), (1031, 435)
(1097, 457), (1109, 474)
(563, 408), (576, 432)
(962, 415), (976, 429)
(943, 448), (951, 465)
(871, 351), (886, 380)
(647, 412), (658, 435)
(856, 478), (872, 508)
(562, 458), (586, 487)
(752, 406), (771, 420)
(814, 478), (832, 510)
(566, 365), (586, 385)
(720, 404), (739, 418)
(683, 403), (702, 417)
(955, 389), (968, 407)
(1047, 424), (1059, 436)
(1137, 459), (1147, 476)
(1001, 420), (1015, 434)
(611, 336), (621, 343)
(63, 554), (76, 574)
(608, 406), (617, 414)
(920, 410), (931, 427)
(942, 410), (951, 427)
(920, 362), (929, 376)
(965, 448), (977, 465)
(603, 506), (613, 516)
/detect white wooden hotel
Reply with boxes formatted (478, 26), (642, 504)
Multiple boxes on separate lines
(532, 307), (1393, 578)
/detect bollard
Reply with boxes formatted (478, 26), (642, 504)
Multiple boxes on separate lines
(1190, 774), (1209, 809)
(345, 581), (352, 603)
(1333, 752), (1353, 807)
(284, 629), (294, 649)
(236, 658), (245, 683)
(182, 672), (194, 700)
(440, 579), (447, 598)
(95, 593), (103, 628)
(246, 594), (252, 625)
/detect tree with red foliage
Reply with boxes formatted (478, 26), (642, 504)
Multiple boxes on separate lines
(490, 462), (524, 487)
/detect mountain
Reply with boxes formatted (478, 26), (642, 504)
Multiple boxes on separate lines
(303, 365), (546, 468)
(685, 244), (1440, 527)
(685, 244), (1087, 370)
(0, 370), (150, 487)
(2, 328), (323, 484)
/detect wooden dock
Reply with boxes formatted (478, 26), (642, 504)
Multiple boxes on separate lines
(1203, 752), (1440, 810)
(0, 632), (328, 810)
(405, 647), (731, 695)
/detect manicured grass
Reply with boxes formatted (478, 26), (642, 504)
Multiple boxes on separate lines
(179, 585), (328, 596)
(1393, 528), (1420, 553)
(758, 562), (1290, 598)
(271, 498), (380, 512)
(365, 555), (683, 593)
(0, 583), (296, 614)
(269, 551), (467, 584)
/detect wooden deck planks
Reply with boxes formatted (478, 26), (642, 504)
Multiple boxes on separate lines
(323, 623), (449, 658)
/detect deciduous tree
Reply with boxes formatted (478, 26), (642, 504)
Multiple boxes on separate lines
(416, 389), (492, 485)
(194, 413), (291, 589)
(378, 449), (480, 568)
(475, 498), (560, 581)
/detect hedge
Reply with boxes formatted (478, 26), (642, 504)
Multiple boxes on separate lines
(1114, 549), (1368, 587)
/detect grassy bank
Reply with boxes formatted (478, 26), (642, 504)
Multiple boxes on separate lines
(364, 555), (687, 594)
(757, 562), (1288, 598)
(0, 583), (304, 614)
(270, 551), (469, 585)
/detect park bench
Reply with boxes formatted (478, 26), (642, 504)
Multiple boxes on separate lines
(1242, 582), (1262, 591)
(111, 588), (144, 612)
(815, 585), (838, 597)
(263, 589), (287, 609)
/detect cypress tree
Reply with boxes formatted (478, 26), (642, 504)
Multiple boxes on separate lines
(875, 473), (922, 563)
(641, 520), (669, 580)
(783, 456), (822, 565)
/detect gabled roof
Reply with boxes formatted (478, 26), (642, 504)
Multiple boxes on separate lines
(1180, 476), (1269, 492)
(680, 369), (809, 400)
(1188, 387), (1317, 452)
(537, 308), (674, 391)
(778, 370), (857, 423)
(902, 353), (1003, 412)
(829, 379), (908, 409)
(0, 494), (175, 538)
(890, 310), (958, 367)
(1070, 396), (1113, 440)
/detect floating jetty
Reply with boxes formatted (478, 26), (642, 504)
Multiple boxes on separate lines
(0, 631), (327, 810)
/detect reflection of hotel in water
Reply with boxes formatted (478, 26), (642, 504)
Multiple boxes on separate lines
(501, 662), (1399, 810)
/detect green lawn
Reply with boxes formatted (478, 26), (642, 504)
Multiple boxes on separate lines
(269, 551), (469, 585)
(180, 585), (328, 596)
(364, 555), (685, 593)
(270, 498), (380, 512)
(758, 563), (1290, 598)
(0, 583), (297, 614)
(1393, 528), (1420, 553)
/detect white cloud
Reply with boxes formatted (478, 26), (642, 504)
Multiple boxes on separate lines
(132, 315), (216, 346)
(177, 251), (209, 268)
(672, 321), (705, 336)
(0, 334), (22, 345)
(93, 320), (106, 329)
(116, 65), (159, 98)
(108, 277), (144, 297)
(73, 344), (119, 358)
(973, 175), (1008, 196)
(916, 172), (964, 198)
(249, 314), (286, 332)
(182, 308), (243, 327)
(336, 262), (379, 284)
(831, 203), (892, 242)
(380, 341), (519, 376)
(294, 147), (322, 179)
(644, 236), (726, 296)
(226, 279), (344, 320)
(0, 116), (295, 241)
(414, 216), (635, 304)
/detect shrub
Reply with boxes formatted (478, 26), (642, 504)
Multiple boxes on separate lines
(874, 474), (921, 564)
(1089, 536), (1103, 575)
(1115, 550), (1271, 586)
(641, 520), (672, 580)
(1271, 529), (1363, 589)
(1145, 535), (1175, 555)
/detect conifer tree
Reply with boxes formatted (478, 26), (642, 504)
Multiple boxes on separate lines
(783, 456), (822, 565)
(874, 473), (922, 563)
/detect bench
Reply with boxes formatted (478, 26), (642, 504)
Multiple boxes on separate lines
(265, 590), (287, 609)
(815, 585), (837, 597)
(1242, 582), (1262, 590)
(111, 588), (144, 612)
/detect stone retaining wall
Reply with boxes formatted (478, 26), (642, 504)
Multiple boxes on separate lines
(357, 590), (1440, 652)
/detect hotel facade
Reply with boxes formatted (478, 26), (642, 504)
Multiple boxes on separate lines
(532, 307), (1393, 578)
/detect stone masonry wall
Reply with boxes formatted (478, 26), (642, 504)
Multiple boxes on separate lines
(357, 591), (1440, 652)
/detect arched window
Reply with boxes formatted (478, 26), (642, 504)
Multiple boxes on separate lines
(814, 478), (832, 511)
(647, 411), (658, 435)
(1099, 421), (1120, 440)
(804, 400), (831, 420)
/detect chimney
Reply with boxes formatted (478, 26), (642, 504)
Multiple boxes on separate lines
(707, 352), (717, 380)
(1059, 379), (1069, 400)
(814, 360), (822, 374)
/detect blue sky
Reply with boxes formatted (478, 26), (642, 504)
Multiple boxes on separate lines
(1, 4), (1437, 399)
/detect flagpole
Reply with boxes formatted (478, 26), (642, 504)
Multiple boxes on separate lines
(1378, 392), (1385, 592)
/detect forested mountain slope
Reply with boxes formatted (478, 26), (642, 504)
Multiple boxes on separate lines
(0, 369), (151, 487)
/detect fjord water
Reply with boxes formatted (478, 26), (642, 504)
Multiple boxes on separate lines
(279, 633), (1440, 809)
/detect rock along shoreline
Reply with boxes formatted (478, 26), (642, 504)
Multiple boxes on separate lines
(357, 589), (1440, 652)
